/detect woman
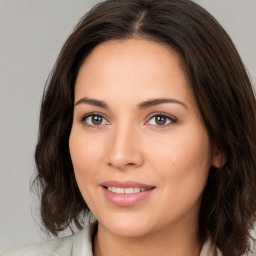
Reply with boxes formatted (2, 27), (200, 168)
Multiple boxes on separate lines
(3, 0), (256, 255)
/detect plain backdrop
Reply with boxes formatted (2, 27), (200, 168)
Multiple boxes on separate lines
(0, 0), (255, 253)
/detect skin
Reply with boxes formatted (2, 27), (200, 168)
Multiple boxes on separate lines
(69, 39), (221, 256)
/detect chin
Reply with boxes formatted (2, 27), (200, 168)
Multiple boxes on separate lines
(97, 212), (159, 238)
(107, 223), (151, 238)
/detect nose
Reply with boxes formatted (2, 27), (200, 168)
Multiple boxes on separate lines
(106, 124), (144, 170)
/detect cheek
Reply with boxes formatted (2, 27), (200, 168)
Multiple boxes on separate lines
(69, 129), (103, 191)
(69, 129), (104, 169)
(150, 128), (211, 219)
(69, 129), (106, 212)
(145, 125), (212, 196)
(146, 127), (211, 167)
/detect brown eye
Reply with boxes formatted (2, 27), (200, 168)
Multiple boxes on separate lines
(82, 113), (109, 127)
(91, 115), (103, 125)
(148, 114), (176, 127)
(155, 115), (167, 125)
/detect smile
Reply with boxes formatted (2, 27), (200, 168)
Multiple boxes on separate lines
(101, 181), (155, 207)
(106, 187), (149, 194)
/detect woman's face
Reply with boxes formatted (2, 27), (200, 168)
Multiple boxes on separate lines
(69, 39), (218, 238)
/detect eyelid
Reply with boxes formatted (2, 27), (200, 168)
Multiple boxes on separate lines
(79, 111), (177, 128)
(80, 112), (110, 128)
(145, 112), (177, 127)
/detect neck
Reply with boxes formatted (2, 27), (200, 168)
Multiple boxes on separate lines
(93, 221), (202, 256)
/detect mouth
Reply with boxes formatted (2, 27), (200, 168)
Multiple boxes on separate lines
(100, 180), (155, 207)
(104, 186), (153, 194)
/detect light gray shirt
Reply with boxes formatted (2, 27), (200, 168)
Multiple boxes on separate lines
(1, 224), (220, 256)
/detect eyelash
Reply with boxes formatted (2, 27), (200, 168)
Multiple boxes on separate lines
(80, 112), (109, 129)
(80, 112), (177, 128)
(146, 112), (177, 128)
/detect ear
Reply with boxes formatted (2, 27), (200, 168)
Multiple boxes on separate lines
(212, 147), (226, 168)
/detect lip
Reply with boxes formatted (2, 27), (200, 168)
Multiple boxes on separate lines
(100, 180), (155, 189)
(100, 180), (156, 207)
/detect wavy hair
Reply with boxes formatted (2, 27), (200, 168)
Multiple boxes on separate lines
(34, 0), (256, 255)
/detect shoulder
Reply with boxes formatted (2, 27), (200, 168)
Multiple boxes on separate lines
(200, 240), (222, 256)
(1, 224), (94, 256)
(1, 235), (74, 256)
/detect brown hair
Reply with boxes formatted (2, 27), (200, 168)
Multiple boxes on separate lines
(34, 0), (256, 255)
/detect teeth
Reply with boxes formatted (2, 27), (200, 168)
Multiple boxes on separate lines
(107, 187), (148, 194)
(116, 188), (124, 194)
(133, 188), (140, 193)
(124, 188), (133, 194)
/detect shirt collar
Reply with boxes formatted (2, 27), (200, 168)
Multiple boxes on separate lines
(72, 223), (222, 256)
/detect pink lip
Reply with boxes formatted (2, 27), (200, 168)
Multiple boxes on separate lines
(100, 180), (154, 189)
(100, 180), (155, 207)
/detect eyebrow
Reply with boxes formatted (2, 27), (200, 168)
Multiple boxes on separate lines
(75, 97), (108, 109)
(74, 97), (187, 110)
(137, 98), (188, 110)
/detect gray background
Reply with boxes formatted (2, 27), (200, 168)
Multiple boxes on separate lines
(0, 0), (255, 253)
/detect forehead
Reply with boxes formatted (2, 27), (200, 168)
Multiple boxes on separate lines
(77, 39), (183, 81)
(74, 39), (195, 109)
